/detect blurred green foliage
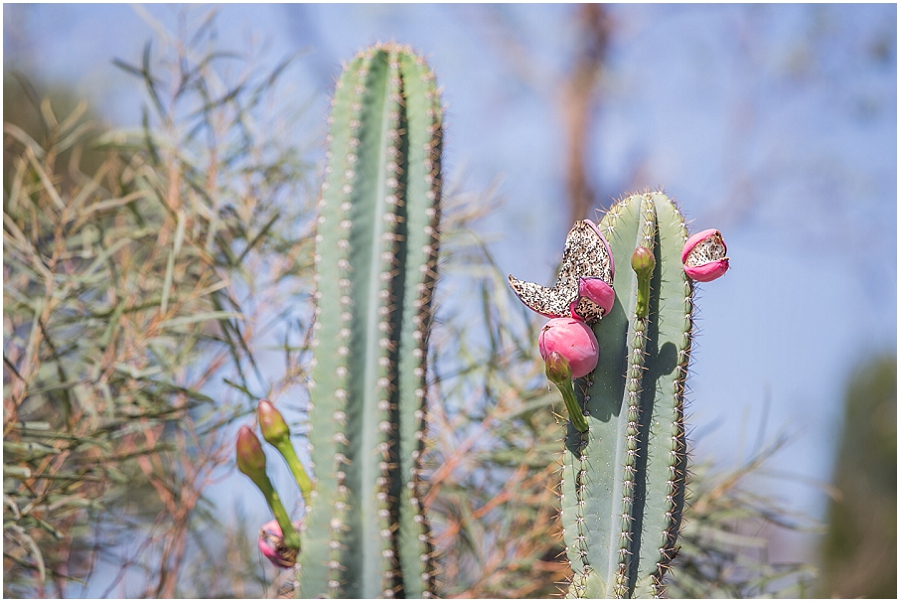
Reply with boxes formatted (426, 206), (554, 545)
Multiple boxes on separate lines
(820, 355), (897, 598)
(3, 74), (107, 184)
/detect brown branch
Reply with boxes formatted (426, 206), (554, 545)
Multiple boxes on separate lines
(559, 4), (612, 223)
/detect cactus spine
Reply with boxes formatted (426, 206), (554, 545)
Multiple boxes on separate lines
(301, 43), (442, 598)
(561, 192), (692, 598)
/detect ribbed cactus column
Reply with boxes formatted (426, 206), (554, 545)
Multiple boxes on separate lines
(301, 43), (442, 598)
(561, 192), (693, 598)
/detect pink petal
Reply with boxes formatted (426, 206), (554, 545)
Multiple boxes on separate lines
(684, 258), (730, 282)
(682, 229), (729, 282)
(258, 519), (298, 569)
(577, 277), (615, 316)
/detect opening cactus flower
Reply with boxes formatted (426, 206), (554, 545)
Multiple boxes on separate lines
(508, 220), (615, 324)
(682, 228), (729, 282)
(258, 519), (301, 569)
(539, 317), (599, 379)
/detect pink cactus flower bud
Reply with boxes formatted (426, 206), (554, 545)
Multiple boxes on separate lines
(258, 519), (300, 569)
(682, 229), (729, 282)
(538, 317), (599, 379)
(569, 277), (616, 323)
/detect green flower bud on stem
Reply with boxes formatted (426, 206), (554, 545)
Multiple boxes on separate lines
(258, 399), (314, 506)
(236, 425), (300, 551)
(545, 351), (589, 433)
(631, 246), (656, 318)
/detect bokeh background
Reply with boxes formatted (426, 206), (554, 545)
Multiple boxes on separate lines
(4, 3), (896, 598)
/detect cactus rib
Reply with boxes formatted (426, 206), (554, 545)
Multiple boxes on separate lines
(614, 198), (658, 596)
(393, 50), (443, 600)
(632, 196), (692, 597)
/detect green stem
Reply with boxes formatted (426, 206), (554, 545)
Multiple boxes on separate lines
(274, 441), (313, 508)
(237, 424), (302, 552)
(555, 376), (589, 433)
(257, 477), (301, 551)
(546, 352), (589, 433)
(257, 399), (314, 509)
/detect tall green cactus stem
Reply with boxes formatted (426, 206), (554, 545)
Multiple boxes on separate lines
(302, 43), (442, 598)
(561, 192), (692, 598)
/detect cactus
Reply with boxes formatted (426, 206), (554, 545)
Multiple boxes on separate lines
(233, 41), (708, 600)
(558, 192), (693, 598)
(299, 43), (443, 598)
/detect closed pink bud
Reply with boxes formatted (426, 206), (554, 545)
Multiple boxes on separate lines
(258, 519), (300, 569)
(682, 229), (729, 282)
(538, 318), (599, 379)
(570, 277), (616, 322)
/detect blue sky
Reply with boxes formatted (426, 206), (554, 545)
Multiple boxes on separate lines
(5, 2), (897, 589)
